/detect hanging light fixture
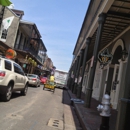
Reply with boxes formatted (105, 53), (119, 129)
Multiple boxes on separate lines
(121, 49), (128, 61)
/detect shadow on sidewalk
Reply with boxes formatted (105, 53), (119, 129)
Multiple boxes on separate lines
(66, 89), (118, 130)
(62, 88), (83, 130)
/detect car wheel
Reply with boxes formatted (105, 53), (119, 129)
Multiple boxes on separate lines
(3, 83), (13, 101)
(36, 84), (38, 88)
(21, 84), (28, 96)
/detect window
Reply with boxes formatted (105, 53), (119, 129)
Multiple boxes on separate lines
(13, 63), (24, 75)
(5, 60), (12, 71)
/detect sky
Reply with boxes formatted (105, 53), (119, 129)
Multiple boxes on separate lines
(11, 0), (90, 72)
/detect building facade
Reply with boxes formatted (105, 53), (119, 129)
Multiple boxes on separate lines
(0, 6), (49, 75)
(68, 0), (130, 129)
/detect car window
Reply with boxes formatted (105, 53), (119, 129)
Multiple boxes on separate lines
(13, 63), (24, 75)
(27, 74), (36, 78)
(4, 60), (12, 71)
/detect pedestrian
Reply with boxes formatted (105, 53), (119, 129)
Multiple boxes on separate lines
(49, 74), (55, 85)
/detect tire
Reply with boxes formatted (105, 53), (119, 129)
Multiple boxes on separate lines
(53, 88), (55, 93)
(43, 85), (44, 90)
(21, 84), (28, 96)
(3, 83), (13, 101)
(35, 83), (38, 88)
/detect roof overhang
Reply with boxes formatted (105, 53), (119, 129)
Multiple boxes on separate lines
(73, 0), (130, 63)
(19, 20), (41, 38)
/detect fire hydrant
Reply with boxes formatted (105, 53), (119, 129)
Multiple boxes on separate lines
(97, 94), (111, 130)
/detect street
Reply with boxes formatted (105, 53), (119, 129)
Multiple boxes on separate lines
(0, 85), (82, 130)
(0, 85), (63, 130)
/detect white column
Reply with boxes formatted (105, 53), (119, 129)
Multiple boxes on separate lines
(113, 59), (126, 109)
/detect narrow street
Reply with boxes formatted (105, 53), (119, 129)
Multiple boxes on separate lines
(0, 85), (82, 130)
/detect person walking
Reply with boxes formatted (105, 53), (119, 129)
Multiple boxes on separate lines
(49, 74), (55, 85)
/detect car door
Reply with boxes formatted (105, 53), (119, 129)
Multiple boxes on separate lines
(13, 63), (25, 88)
(37, 76), (41, 86)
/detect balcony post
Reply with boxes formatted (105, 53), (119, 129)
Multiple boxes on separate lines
(84, 13), (106, 108)
(73, 49), (83, 94)
(77, 37), (91, 98)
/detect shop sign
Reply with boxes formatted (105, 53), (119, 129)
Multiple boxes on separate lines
(5, 49), (17, 59)
(23, 64), (26, 68)
(98, 48), (113, 68)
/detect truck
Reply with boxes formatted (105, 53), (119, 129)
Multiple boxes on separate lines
(54, 69), (68, 88)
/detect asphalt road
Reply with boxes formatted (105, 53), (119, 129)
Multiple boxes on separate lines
(0, 85), (65, 130)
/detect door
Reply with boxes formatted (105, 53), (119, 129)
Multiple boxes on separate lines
(82, 73), (88, 93)
(99, 64), (114, 102)
(13, 63), (25, 88)
(110, 64), (119, 108)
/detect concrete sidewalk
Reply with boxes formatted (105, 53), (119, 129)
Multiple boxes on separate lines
(63, 89), (82, 130)
(66, 89), (117, 130)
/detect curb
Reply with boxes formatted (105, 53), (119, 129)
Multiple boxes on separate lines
(67, 89), (89, 130)
(74, 103), (90, 130)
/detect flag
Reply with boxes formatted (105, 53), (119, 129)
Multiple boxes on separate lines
(0, 0), (12, 6)
(0, 16), (14, 42)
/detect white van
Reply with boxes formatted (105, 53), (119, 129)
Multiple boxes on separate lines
(54, 69), (68, 88)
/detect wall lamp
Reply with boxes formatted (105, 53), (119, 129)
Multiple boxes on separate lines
(121, 49), (128, 61)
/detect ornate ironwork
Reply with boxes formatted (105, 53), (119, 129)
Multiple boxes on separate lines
(98, 48), (113, 68)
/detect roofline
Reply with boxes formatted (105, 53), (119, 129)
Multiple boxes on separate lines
(73, 0), (92, 54)
(55, 69), (68, 73)
(6, 6), (21, 18)
(40, 39), (47, 52)
(11, 9), (24, 15)
(20, 20), (42, 38)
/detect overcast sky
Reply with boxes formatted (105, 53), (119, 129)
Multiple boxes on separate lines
(11, 0), (90, 72)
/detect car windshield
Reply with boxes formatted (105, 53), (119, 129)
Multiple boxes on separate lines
(27, 74), (37, 78)
(42, 77), (47, 78)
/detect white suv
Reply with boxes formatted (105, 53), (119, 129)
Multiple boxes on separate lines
(0, 56), (29, 101)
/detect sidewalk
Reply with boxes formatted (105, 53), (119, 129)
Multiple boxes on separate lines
(66, 88), (117, 130)
(63, 89), (82, 130)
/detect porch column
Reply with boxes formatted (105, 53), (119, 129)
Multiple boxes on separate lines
(84, 13), (106, 108)
(67, 69), (72, 88)
(73, 50), (83, 94)
(70, 61), (76, 91)
(73, 56), (79, 93)
(77, 37), (91, 98)
(68, 64), (74, 89)
(71, 58), (79, 92)
(116, 45), (130, 130)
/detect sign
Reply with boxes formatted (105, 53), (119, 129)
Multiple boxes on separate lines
(98, 48), (113, 68)
(5, 49), (16, 59)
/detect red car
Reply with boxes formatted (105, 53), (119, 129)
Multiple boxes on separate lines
(40, 77), (48, 84)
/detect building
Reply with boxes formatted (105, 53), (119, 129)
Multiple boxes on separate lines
(0, 6), (48, 75)
(68, 0), (130, 129)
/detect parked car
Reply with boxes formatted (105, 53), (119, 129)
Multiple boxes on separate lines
(26, 74), (41, 87)
(40, 77), (48, 84)
(0, 56), (29, 101)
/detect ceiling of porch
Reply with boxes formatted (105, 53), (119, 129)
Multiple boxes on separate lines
(87, 0), (130, 61)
